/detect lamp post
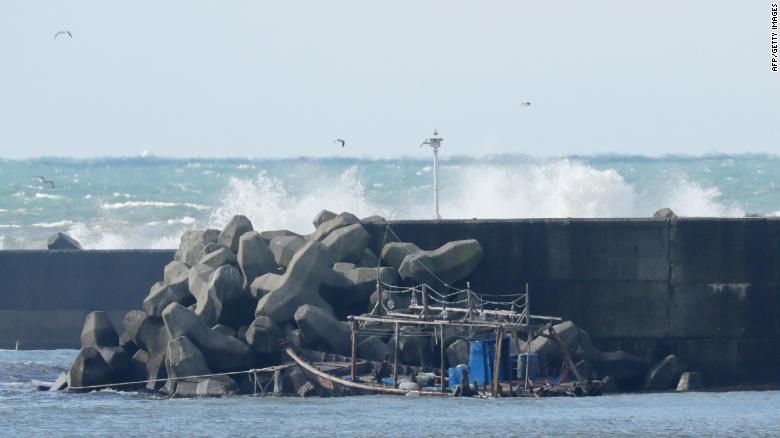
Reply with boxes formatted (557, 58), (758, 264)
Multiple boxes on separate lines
(420, 129), (443, 220)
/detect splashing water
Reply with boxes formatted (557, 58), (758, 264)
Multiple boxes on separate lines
(0, 155), (776, 249)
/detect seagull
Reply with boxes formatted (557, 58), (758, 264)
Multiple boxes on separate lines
(34, 176), (55, 189)
(53, 30), (72, 39)
(518, 101), (531, 107)
(333, 139), (346, 148)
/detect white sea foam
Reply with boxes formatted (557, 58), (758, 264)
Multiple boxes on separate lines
(206, 159), (747, 236)
(0, 224), (22, 229)
(659, 178), (744, 217)
(146, 217), (197, 226)
(30, 220), (75, 228)
(68, 222), (183, 250)
(34, 193), (65, 200)
(208, 166), (391, 233)
(439, 160), (637, 219)
(101, 201), (209, 211)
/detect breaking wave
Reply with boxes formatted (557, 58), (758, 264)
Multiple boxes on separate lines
(101, 201), (209, 211)
(208, 166), (390, 234)
(659, 178), (744, 217)
(207, 159), (745, 237)
(1, 156), (772, 249)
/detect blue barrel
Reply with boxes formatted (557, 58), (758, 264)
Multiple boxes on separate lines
(518, 353), (540, 380)
(448, 364), (469, 389)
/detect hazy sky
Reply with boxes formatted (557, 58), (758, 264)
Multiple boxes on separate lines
(0, 1), (777, 159)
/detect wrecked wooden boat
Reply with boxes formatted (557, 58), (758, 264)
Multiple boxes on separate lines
(287, 282), (605, 398)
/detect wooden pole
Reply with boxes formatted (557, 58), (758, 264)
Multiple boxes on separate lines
(439, 325), (446, 392)
(350, 319), (358, 382)
(393, 322), (400, 388)
(492, 327), (504, 397)
(421, 284), (429, 317)
(524, 283), (531, 391)
(547, 326), (587, 394)
(272, 369), (283, 395)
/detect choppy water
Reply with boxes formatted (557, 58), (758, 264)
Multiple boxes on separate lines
(1, 350), (778, 437)
(1, 154), (778, 249)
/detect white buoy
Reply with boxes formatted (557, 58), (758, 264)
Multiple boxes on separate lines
(420, 129), (443, 219)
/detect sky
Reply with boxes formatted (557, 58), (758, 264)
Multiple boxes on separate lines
(0, 1), (777, 159)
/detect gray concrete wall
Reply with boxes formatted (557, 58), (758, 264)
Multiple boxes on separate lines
(1, 218), (777, 386)
(363, 218), (780, 386)
(0, 250), (175, 349)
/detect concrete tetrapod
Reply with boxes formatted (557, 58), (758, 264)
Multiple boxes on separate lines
(68, 347), (114, 392)
(143, 277), (193, 317)
(258, 229), (301, 244)
(380, 242), (422, 271)
(321, 266), (400, 318)
(398, 239), (484, 288)
(163, 260), (190, 284)
(294, 304), (352, 356)
(217, 215), (253, 253)
(321, 223), (370, 264)
(97, 346), (133, 382)
(312, 209), (337, 228)
(122, 310), (170, 390)
(47, 232), (82, 250)
(309, 212), (360, 241)
(244, 315), (281, 360)
(211, 265), (256, 329)
(643, 354), (685, 391)
(391, 326), (433, 367)
(188, 264), (222, 327)
(163, 335), (209, 395)
(254, 240), (340, 324)
(80, 311), (119, 348)
(357, 335), (393, 362)
(445, 338), (470, 367)
(237, 231), (277, 289)
(269, 235), (306, 268)
(199, 247), (237, 269)
(176, 229), (219, 267)
(161, 303), (253, 374)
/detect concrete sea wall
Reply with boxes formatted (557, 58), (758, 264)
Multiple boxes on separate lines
(364, 218), (780, 387)
(1, 218), (778, 387)
(0, 250), (174, 349)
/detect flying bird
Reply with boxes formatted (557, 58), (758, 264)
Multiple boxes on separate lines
(53, 31), (72, 39)
(518, 101), (531, 107)
(34, 176), (55, 189)
(333, 139), (346, 148)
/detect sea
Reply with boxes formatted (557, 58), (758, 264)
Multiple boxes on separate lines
(0, 349), (778, 437)
(0, 154), (779, 250)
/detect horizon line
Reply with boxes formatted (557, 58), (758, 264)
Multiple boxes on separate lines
(2, 151), (778, 162)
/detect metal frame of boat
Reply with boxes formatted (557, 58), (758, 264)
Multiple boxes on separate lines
(287, 281), (603, 398)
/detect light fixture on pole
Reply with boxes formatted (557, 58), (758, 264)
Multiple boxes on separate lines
(420, 129), (443, 220)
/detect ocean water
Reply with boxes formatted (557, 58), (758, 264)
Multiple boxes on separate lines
(0, 154), (778, 249)
(1, 350), (778, 437)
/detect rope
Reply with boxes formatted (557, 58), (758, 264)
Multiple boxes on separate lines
(67, 365), (292, 392)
